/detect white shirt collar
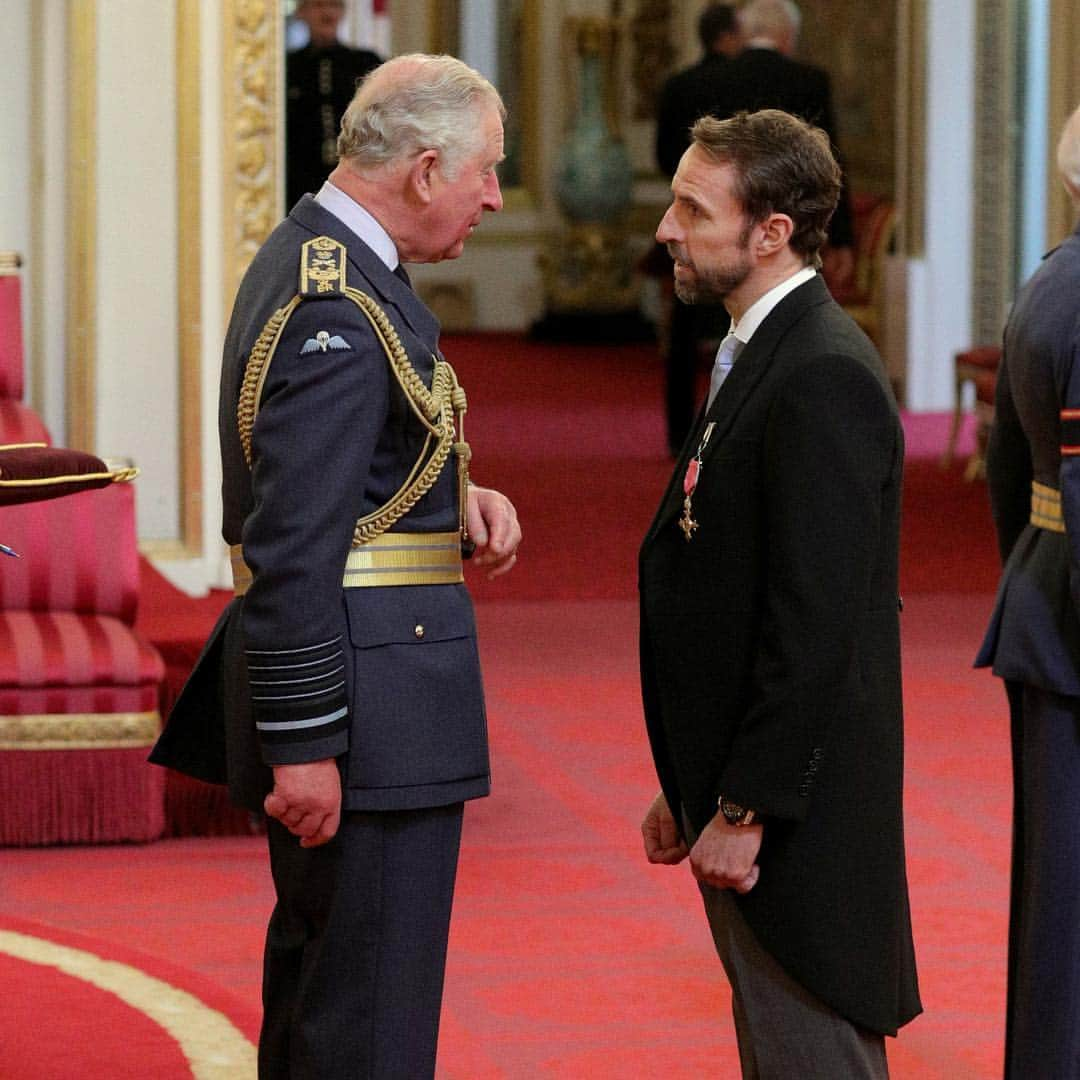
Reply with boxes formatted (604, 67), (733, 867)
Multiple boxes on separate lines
(313, 181), (400, 271)
(730, 265), (817, 345)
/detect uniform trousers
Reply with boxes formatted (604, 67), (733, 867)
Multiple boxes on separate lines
(260, 802), (464, 1080)
(685, 815), (888, 1079)
(1005, 681), (1080, 1080)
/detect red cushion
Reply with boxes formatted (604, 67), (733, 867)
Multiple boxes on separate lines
(0, 483), (140, 620)
(0, 444), (133, 506)
(956, 345), (1001, 372)
(0, 610), (164, 695)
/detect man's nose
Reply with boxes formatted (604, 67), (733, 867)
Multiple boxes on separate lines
(656, 205), (677, 243)
(484, 173), (503, 212)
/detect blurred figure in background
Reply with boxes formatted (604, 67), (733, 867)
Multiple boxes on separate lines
(654, 4), (745, 456)
(286, 0), (382, 209)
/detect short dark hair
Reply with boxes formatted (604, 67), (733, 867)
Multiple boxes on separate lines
(690, 109), (841, 261)
(698, 4), (738, 53)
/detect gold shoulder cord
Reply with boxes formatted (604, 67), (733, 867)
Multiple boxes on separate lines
(236, 236), (471, 547)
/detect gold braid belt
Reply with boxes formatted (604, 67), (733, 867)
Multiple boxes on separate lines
(235, 236), (471, 552)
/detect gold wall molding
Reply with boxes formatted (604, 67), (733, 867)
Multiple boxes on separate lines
(177, 0), (203, 554)
(66, 2), (97, 453)
(222, 0), (280, 308)
(1048, 0), (1080, 242)
(971, 0), (1016, 345)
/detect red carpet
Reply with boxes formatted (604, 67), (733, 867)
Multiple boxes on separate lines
(0, 333), (1010, 1078)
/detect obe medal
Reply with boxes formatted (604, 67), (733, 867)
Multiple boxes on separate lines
(679, 423), (714, 542)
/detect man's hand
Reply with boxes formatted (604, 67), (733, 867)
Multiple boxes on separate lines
(467, 484), (521, 579)
(642, 790), (689, 864)
(264, 759), (342, 848)
(689, 812), (762, 893)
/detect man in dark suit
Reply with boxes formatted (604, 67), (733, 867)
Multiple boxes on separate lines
(286, 0), (381, 210)
(654, 4), (744, 457)
(975, 104), (1080, 1080)
(639, 109), (921, 1076)
(151, 54), (520, 1079)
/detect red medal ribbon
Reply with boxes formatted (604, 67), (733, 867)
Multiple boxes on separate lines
(683, 457), (700, 496)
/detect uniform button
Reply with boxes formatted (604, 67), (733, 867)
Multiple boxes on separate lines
(414, 624), (425, 639)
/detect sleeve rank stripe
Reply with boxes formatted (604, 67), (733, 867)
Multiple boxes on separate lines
(246, 637), (342, 657)
(248, 666), (346, 687)
(252, 681), (347, 703)
(247, 655), (343, 672)
(256, 707), (349, 733)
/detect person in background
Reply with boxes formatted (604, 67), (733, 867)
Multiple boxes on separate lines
(654, 3), (745, 456)
(286, 0), (382, 210)
(640, 108), (921, 1077)
(976, 102), (1080, 1080)
(152, 54), (520, 1079)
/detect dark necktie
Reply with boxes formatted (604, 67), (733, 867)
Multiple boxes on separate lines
(393, 262), (411, 288)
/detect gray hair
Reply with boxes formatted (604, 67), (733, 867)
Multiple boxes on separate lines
(741, 0), (802, 41)
(336, 53), (506, 179)
(1057, 104), (1080, 202)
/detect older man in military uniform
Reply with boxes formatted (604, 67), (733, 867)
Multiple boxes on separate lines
(152, 54), (520, 1079)
(976, 103), (1080, 1080)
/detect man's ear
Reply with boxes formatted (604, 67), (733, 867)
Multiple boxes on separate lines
(756, 213), (794, 256)
(408, 150), (440, 205)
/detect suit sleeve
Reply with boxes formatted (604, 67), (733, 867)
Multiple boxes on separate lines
(239, 294), (390, 767)
(717, 353), (898, 819)
(986, 344), (1033, 563)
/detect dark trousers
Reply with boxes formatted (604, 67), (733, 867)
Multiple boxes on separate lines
(260, 803), (464, 1080)
(684, 813), (888, 1079)
(1005, 681), (1080, 1080)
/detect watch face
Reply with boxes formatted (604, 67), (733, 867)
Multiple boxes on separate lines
(721, 798), (746, 824)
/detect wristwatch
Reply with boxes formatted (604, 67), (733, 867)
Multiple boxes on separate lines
(719, 795), (757, 827)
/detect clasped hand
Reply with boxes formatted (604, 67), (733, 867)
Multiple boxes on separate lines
(264, 759), (341, 848)
(641, 790), (761, 893)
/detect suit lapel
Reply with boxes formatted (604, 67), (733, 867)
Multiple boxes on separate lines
(645, 275), (831, 540)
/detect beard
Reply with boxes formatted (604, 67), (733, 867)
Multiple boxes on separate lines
(668, 243), (753, 305)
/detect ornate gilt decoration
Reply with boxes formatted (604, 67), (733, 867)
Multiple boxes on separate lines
(224, 0), (280, 304)
(630, 0), (674, 120)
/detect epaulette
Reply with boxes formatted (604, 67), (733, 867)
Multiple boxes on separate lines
(299, 236), (348, 297)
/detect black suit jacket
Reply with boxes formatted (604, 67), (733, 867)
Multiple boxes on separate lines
(639, 275), (920, 1035)
(658, 47), (853, 247)
(655, 54), (734, 179)
(977, 222), (1080, 692)
(152, 197), (490, 813)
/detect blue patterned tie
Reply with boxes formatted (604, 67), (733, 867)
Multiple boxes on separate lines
(707, 332), (740, 408)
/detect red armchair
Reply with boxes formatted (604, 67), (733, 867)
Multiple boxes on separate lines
(0, 482), (166, 844)
(0, 249), (166, 845)
(0, 253), (50, 446)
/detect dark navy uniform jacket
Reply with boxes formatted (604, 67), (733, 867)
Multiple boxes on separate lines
(977, 221), (1080, 691)
(151, 196), (489, 813)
